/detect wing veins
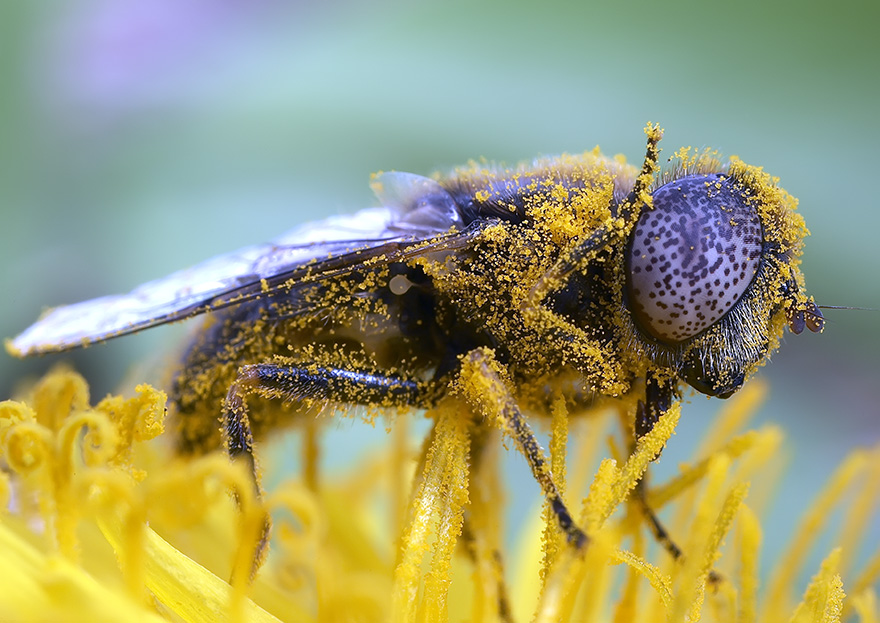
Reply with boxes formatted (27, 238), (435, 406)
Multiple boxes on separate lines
(12, 224), (485, 355)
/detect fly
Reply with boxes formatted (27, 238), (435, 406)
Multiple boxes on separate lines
(7, 123), (823, 570)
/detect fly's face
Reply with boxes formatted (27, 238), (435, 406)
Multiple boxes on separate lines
(618, 152), (823, 398)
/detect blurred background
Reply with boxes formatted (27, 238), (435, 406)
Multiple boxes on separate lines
(1, 0), (877, 589)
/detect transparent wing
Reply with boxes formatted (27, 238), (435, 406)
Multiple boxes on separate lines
(9, 173), (472, 357)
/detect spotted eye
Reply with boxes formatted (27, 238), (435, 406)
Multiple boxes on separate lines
(625, 174), (763, 343)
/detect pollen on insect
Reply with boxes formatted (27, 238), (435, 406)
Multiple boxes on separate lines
(5, 125), (828, 613)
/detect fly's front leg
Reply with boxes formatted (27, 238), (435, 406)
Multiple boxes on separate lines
(223, 361), (438, 575)
(631, 371), (682, 559)
(520, 125), (663, 391)
(631, 370), (721, 582)
(634, 369), (676, 445)
(456, 347), (587, 549)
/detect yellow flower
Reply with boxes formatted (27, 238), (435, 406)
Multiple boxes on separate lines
(0, 367), (878, 622)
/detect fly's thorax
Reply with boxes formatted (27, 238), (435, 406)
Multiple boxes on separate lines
(423, 152), (639, 330)
(439, 149), (639, 229)
(415, 148), (658, 394)
(617, 153), (812, 398)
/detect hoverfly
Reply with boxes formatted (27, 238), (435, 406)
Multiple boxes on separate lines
(7, 123), (823, 562)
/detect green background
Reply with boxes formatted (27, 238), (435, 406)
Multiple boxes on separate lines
(2, 0), (878, 587)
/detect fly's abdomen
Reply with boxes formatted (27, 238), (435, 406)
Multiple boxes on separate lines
(171, 263), (445, 454)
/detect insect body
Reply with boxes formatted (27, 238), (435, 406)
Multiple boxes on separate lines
(7, 124), (822, 556)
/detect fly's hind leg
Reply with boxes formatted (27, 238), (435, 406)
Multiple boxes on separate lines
(456, 348), (587, 549)
(223, 361), (437, 577)
(224, 362), (433, 463)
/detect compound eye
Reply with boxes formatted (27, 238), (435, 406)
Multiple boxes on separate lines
(626, 174), (763, 343)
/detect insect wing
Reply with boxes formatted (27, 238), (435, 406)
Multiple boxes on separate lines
(371, 171), (464, 234)
(9, 174), (467, 358)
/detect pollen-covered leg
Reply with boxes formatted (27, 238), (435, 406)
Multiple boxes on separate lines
(633, 480), (724, 585)
(519, 124), (664, 391)
(631, 371), (683, 564)
(634, 478), (682, 558)
(222, 361), (439, 576)
(631, 371), (722, 582)
(456, 347), (588, 549)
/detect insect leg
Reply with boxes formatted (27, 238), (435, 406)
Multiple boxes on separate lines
(222, 362), (438, 576)
(526, 123), (662, 310)
(460, 520), (514, 623)
(462, 426), (514, 622)
(632, 371), (720, 581)
(224, 362), (434, 458)
(457, 348), (587, 548)
(632, 371), (680, 560)
(634, 370), (675, 443)
(520, 126), (664, 385)
(633, 479), (723, 584)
